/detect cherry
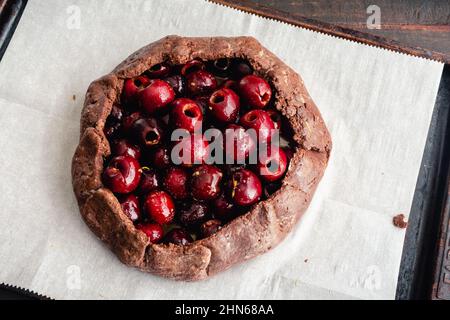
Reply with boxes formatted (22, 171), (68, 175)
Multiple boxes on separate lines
(240, 110), (276, 144)
(211, 58), (230, 77)
(162, 167), (189, 200)
(212, 193), (236, 221)
(138, 79), (175, 115)
(208, 88), (240, 124)
(111, 139), (141, 160)
(144, 190), (175, 225)
(150, 146), (171, 169)
(224, 124), (256, 163)
(137, 166), (159, 194)
(122, 111), (142, 134)
(170, 98), (203, 132)
(122, 76), (151, 105)
(222, 80), (239, 92)
(163, 228), (193, 245)
(232, 60), (253, 78)
(200, 219), (222, 238)
(136, 223), (163, 244)
(172, 134), (209, 166)
(104, 122), (121, 140)
(146, 63), (171, 79)
(239, 75), (272, 108)
(191, 165), (223, 201)
(102, 156), (141, 194)
(119, 194), (141, 223)
(179, 202), (208, 228)
(257, 147), (288, 182)
(228, 169), (262, 206)
(164, 75), (186, 97)
(106, 105), (124, 125)
(104, 105), (123, 138)
(132, 118), (165, 148)
(266, 109), (282, 130)
(181, 59), (205, 76)
(186, 70), (217, 96)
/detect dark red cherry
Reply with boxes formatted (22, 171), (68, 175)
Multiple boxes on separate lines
(191, 165), (223, 201)
(150, 147), (171, 169)
(212, 193), (236, 221)
(179, 202), (208, 228)
(143, 190), (175, 225)
(119, 194), (141, 223)
(164, 75), (186, 97)
(240, 110), (276, 144)
(170, 98), (203, 132)
(208, 88), (240, 124)
(239, 75), (272, 108)
(104, 122), (121, 140)
(137, 166), (159, 194)
(257, 147), (288, 182)
(138, 79), (175, 115)
(136, 223), (163, 244)
(232, 60), (253, 78)
(132, 118), (165, 147)
(211, 58), (230, 77)
(102, 156), (141, 194)
(162, 167), (189, 200)
(122, 111), (142, 134)
(228, 169), (262, 206)
(146, 63), (171, 79)
(106, 105), (124, 126)
(122, 76), (151, 105)
(172, 134), (209, 166)
(224, 124), (256, 163)
(163, 228), (193, 245)
(104, 105), (123, 139)
(181, 59), (205, 76)
(200, 219), (222, 238)
(186, 70), (217, 96)
(222, 80), (239, 92)
(111, 139), (141, 160)
(266, 109), (282, 130)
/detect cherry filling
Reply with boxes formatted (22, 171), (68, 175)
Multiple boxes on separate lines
(239, 75), (272, 108)
(146, 63), (171, 79)
(103, 156), (142, 194)
(208, 88), (240, 124)
(103, 58), (296, 244)
(170, 98), (203, 132)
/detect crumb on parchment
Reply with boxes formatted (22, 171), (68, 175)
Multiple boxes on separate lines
(393, 214), (408, 229)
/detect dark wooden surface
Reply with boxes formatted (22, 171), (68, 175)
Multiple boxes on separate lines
(214, 0), (450, 63)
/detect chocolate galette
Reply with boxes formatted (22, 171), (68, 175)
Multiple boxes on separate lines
(72, 36), (331, 281)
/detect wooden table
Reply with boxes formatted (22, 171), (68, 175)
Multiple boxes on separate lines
(215, 0), (450, 63)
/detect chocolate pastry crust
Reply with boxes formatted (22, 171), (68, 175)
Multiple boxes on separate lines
(72, 36), (332, 281)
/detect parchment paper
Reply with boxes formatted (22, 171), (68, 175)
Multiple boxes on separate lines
(0, 0), (443, 299)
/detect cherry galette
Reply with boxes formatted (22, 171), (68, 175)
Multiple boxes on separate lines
(102, 57), (294, 244)
(72, 36), (331, 281)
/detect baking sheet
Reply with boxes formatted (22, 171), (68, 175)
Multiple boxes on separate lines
(0, 0), (444, 299)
